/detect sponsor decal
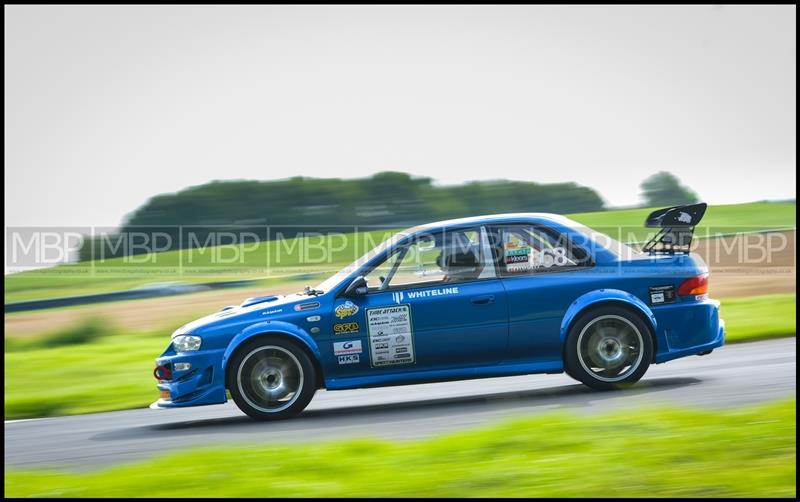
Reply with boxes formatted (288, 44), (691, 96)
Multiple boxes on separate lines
(333, 340), (362, 356)
(306, 315), (321, 322)
(407, 286), (459, 299)
(505, 254), (529, 264)
(392, 287), (459, 304)
(367, 305), (415, 367)
(677, 211), (692, 224)
(261, 309), (283, 315)
(294, 301), (320, 312)
(334, 300), (360, 319)
(649, 285), (676, 305)
(310, 327), (320, 334)
(505, 245), (531, 270)
(338, 354), (360, 365)
(333, 322), (360, 335)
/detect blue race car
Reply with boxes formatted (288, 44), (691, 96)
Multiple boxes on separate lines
(152, 203), (724, 420)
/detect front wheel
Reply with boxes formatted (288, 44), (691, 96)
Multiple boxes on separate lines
(564, 306), (654, 390)
(227, 337), (317, 420)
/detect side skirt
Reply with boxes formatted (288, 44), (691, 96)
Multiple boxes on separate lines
(324, 360), (564, 391)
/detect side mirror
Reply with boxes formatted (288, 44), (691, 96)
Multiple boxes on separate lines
(343, 275), (368, 297)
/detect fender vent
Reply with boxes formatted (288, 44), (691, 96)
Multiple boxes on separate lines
(198, 366), (214, 386)
(175, 368), (199, 383)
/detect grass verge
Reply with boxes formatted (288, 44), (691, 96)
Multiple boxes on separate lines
(4, 399), (796, 497)
(722, 293), (796, 343)
(4, 330), (164, 419)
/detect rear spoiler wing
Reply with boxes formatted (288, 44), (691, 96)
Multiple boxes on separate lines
(641, 202), (707, 254)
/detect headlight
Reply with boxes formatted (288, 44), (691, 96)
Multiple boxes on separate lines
(172, 335), (202, 352)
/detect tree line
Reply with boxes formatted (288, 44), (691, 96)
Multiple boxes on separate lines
(79, 170), (698, 260)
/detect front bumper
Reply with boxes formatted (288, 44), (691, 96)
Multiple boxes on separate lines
(151, 348), (228, 408)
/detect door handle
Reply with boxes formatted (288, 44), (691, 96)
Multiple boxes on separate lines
(470, 294), (495, 305)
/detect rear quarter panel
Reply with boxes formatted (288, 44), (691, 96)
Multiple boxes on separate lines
(502, 250), (715, 365)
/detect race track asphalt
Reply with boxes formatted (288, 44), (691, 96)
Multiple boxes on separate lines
(4, 337), (796, 470)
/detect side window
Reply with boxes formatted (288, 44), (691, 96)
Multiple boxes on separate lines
(390, 234), (446, 287)
(364, 227), (488, 290)
(363, 248), (401, 290)
(492, 224), (590, 276)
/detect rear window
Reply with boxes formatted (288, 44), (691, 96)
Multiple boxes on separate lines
(490, 224), (592, 276)
(568, 222), (638, 260)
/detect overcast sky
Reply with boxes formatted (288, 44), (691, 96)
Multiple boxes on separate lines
(4, 5), (796, 227)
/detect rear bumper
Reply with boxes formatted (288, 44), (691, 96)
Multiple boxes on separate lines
(151, 349), (228, 409)
(654, 298), (725, 364)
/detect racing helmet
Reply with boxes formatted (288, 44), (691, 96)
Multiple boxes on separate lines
(436, 245), (480, 281)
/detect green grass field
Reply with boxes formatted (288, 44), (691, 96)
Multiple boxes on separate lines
(4, 328), (164, 419)
(569, 200), (796, 242)
(4, 399), (795, 498)
(722, 294), (797, 343)
(4, 293), (795, 420)
(5, 201), (794, 303)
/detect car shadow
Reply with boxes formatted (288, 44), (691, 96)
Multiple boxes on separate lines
(92, 376), (702, 442)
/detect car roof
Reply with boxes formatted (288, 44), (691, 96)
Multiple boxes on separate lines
(402, 212), (580, 234)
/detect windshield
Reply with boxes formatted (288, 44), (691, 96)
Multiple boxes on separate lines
(313, 230), (410, 293)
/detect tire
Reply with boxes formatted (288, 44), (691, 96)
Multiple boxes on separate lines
(564, 306), (654, 390)
(227, 336), (317, 420)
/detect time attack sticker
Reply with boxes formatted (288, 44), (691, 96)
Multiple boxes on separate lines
(366, 305), (414, 367)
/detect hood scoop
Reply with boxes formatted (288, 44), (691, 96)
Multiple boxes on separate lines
(215, 305), (239, 317)
(240, 295), (280, 308)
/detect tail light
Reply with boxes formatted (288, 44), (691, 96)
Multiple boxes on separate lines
(678, 274), (708, 296)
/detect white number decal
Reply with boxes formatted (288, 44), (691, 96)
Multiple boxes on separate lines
(539, 247), (569, 268)
(553, 247), (569, 266)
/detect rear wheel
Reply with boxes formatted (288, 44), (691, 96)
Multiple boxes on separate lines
(564, 306), (654, 390)
(227, 337), (317, 420)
